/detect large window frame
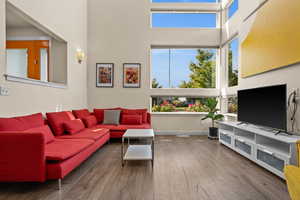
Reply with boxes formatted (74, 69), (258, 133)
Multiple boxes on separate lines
(150, 47), (219, 89)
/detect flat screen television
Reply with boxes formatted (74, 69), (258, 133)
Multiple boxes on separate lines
(238, 84), (287, 131)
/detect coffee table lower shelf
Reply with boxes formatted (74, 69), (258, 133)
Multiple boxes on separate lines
(124, 145), (152, 160)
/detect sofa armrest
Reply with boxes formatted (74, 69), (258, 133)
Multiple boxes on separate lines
(147, 113), (151, 125)
(0, 132), (46, 182)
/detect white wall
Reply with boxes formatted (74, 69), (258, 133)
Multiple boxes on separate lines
(222, 0), (300, 133)
(0, 0), (88, 116)
(87, 0), (220, 133)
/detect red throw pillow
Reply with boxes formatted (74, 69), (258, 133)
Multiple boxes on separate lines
(24, 125), (55, 144)
(82, 115), (97, 128)
(121, 114), (142, 125)
(63, 119), (85, 135)
(122, 109), (147, 123)
(16, 113), (45, 129)
(46, 111), (76, 136)
(72, 109), (91, 119)
(94, 108), (121, 123)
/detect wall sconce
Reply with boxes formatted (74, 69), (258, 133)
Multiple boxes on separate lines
(76, 48), (85, 64)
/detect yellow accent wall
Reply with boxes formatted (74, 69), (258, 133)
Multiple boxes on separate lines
(241, 0), (300, 78)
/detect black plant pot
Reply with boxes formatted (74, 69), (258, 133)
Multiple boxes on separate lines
(208, 127), (219, 139)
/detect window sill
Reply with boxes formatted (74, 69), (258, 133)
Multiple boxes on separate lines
(151, 112), (208, 115)
(5, 74), (67, 89)
(224, 113), (237, 117)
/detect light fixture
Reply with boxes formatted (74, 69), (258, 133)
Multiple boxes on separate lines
(76, 48), (85, 64)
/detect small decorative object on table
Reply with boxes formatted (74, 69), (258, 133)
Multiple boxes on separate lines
(201, 98), (224, 140)
(123, 63), (141, 88)
(96, 63), (114, 88)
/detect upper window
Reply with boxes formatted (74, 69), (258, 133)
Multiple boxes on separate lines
(151, 48), (216, 88)
(228, 38), (239, 87)
(151, 12), (217, 28)
(152, 0), (218, 2)
(227, 0), (238, 19)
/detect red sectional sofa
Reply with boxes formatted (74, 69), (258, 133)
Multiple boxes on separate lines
(0, 108), (151, 187)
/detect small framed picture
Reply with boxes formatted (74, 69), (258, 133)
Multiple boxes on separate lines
(96, 63), (114, 88)
(123, 63), (141, 88)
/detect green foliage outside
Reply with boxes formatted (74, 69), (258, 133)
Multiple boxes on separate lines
(152, 78), (162, 88)
(228, 48), (238, 87)
(179, 49), (216, 89)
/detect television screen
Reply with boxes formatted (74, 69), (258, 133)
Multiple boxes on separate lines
(238, 84), (287, 131)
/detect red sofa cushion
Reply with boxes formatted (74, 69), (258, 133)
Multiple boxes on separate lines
(82, 115), (97, 128)
(63, 119), (85, 135)
(0, 113), (44, 131)
(24, 125), (55, 144)
(95, 123), (151, 131)
(72, 109), (90, 119)
(121, 114), (142, 125)
(94, 108), (121, 123)
(122, 109), (147, 123)
(57, 128), (109, 141)
(46, 111), (75, 136)
(45, 139), (94, 161)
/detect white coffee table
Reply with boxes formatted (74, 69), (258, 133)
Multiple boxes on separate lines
(121, 129), (154, 167)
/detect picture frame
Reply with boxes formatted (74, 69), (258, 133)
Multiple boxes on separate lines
(123, 63), (141, 88)
(96, 63), (114, 88)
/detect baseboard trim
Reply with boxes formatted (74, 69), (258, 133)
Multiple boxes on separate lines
(154, 130), (208, 136)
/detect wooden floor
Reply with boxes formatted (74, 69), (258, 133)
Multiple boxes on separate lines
(0, 136), (290, 200)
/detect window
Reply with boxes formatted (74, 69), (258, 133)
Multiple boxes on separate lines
(227, 0), (238, 19)
(151, 12), (217, 28)
(152, 96), (216, 112)
(152, 0), (218, 2)
(151, 48), (217, 88)
(6, 4), (68, 85)
(227, 96), (237, 114)
(228, 38), (239, 87)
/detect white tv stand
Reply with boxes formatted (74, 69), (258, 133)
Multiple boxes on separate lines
(218, 121), (300, 179)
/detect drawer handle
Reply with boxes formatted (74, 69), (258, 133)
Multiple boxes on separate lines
(261, 149), (274, 155)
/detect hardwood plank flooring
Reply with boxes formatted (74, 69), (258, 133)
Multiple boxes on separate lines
(0, 136), (290, 200)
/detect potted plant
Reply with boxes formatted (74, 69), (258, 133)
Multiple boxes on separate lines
(201, 98), (224, 139)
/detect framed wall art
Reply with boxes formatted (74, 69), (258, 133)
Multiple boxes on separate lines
(96, 63), (114, 88)
(123, 63), (141, 88)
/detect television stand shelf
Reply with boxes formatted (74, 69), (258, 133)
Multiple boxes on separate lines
(218, 121), (300, 179)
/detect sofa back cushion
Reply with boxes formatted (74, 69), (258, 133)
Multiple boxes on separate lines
(46, 111), (75, 136)
(82, 115), (97, 128)
(72, 109), (90, 119)
(94, 108), (121, 123)
(122, 109), (147, 123)
(103, 110), (121, 125)
(0, 113), (44, 131)
(24, 125), (55, 144)
(121, 114), (142, 125)
(63, 119), (85, 135)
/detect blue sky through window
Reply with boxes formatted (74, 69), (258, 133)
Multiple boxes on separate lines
(228, 0), (238, 19)
(230, 38), (239, 71)
(152, 49), (216, 88)
(152, 13), (216, 28)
